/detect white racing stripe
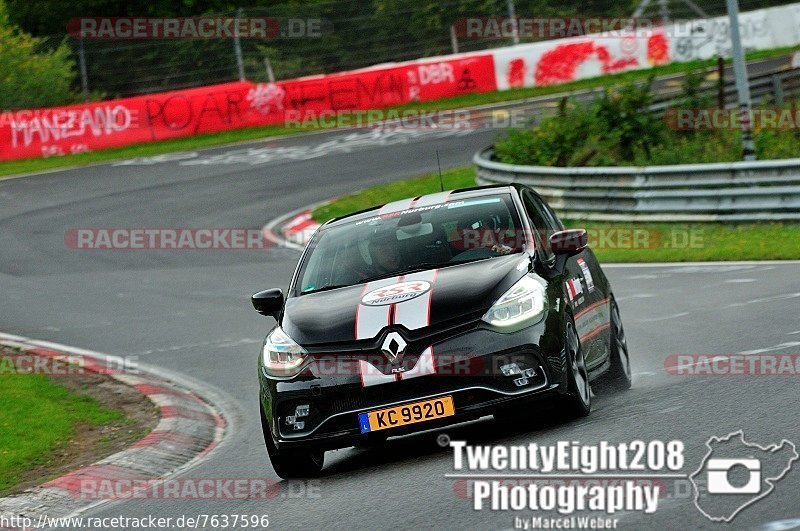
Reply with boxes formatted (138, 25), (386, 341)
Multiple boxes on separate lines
(355, 277), (400, 340)
(378, 190), (452, 216)
(402, 346), (435, 380)
(379, 197), (417, 215)
(357, 270), (439, 387)
(359, 360), (397, 387)
(412, 191), (451, 207)
(393, 270), (438, 330)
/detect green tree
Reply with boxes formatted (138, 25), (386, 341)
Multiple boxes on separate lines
(0, 0), (78, 109)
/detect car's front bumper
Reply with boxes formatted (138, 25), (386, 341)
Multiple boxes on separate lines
(259, 322), (569, 452)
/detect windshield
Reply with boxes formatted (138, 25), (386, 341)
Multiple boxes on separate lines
(295, 194), (526, 295)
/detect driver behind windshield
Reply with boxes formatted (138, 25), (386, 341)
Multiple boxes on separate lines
(368, 231), (402, 275)
(369, 238), (401, 275)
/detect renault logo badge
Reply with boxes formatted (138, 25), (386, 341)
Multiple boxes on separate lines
(381, 332), (407, 364)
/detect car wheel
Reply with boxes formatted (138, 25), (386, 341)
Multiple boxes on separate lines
(260, 401), (324, 479)
(560, 319), (591, 418)
(602, 296), (632, 391)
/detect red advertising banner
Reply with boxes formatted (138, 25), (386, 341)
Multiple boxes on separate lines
(0, 54), (496, 162)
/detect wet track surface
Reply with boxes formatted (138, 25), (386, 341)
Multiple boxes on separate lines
(1, 124), (799, 530)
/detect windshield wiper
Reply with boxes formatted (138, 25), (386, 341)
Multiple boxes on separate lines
(301, 284), (352, 295)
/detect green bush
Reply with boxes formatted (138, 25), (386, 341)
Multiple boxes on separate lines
(495, 78), (667, 166)
(0, 0), (78, 110)
(494, 75), (798, 167)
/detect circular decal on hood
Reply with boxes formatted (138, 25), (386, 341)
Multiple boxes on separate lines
(361, 280), (432, 306)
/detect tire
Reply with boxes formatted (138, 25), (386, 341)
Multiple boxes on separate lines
(601, 296), (632, 391)
(559, 318), (592, 418)
(260, 402), (324, 479)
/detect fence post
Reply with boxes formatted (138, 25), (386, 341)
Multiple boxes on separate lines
(506, 0), (519, 45)
(450, 24), (459, 54)
(717, 56), (725, 108)
(234, 8), (246, 81)
(78, 35), (89, 102)
(264, 57), (275, 83)
(725, 0), (756, 161)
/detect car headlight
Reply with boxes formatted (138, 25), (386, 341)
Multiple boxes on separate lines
(482, 275), (547, 329)
(262, 327), (308, 377)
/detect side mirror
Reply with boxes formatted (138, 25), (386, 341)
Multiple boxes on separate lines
(550, 229), (588, 255)
(252, 289), (284, 318)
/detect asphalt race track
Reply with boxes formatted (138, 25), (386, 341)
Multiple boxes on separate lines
(2, 124), (800, 530)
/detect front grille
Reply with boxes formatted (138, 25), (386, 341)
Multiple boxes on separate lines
(277, 349), (549, 438)
(304, 314), (483, 356)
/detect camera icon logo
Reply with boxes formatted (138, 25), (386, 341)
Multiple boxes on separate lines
(690, 431), (798, 522)
(706, 458), (761, 495)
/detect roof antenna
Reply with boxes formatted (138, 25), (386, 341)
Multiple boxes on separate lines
(436, 149), (444, 192)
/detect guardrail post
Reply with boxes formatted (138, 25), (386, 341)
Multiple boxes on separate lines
(772, 74), (785, 104)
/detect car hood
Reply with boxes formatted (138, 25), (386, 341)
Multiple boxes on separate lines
(282, 254), (531, 346)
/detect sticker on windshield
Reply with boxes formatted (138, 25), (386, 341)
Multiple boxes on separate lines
(361, 281), (432, 306)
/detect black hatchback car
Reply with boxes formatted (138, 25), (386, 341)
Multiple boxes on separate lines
(253, 184), (631, 478)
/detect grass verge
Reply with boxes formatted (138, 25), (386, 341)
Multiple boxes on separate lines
(0, 368), (123, 491)
(312, 166), (477, 222)
(311, 166), (800, 262)
(1, 46), (796, 179)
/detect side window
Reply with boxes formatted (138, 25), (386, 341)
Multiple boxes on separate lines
(522, 190), (556, 262)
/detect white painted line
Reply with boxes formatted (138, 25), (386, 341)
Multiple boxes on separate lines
(738, 342), (800, 355)
(667, 345), (800, 374)
(728, 292), (800, 307)
(637, 312), (690, 323)
(604, 260), (800, 268)
(755, 518), (800, 531)
(615, 293), (656, 302)
(0, 332), (30, 342)
(725, 278), (757, 283)
(664, 356), (732, 373)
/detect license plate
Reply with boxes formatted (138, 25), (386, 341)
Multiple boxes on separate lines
(358, 396), (455, 433)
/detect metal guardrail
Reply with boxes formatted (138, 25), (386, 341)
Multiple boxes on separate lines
(649, 65), (800, 114)
(474, 150), (800, 222)
(474, 60), (800, 222)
